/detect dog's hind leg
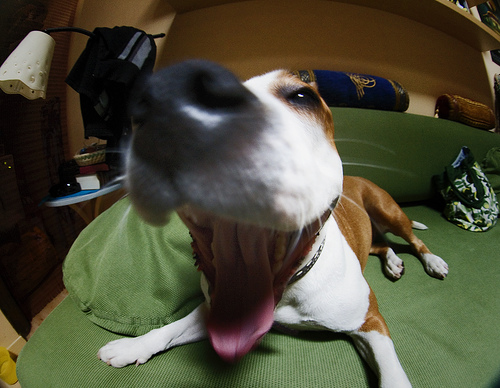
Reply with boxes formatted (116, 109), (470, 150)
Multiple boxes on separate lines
(363, 180), (448, 279)
(376, 214), (448, 280)
(98, 303), (208, 368)
(349, 289), (412, 388)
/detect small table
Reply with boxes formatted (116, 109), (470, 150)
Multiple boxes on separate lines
(43, 183), (123, 224)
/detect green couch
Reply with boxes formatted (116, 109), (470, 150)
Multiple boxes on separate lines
(17, 108), (500, 387)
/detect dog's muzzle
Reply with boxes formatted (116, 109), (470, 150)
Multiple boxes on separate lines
(125, 59), (343, 231)
(125, 60), (270, 225)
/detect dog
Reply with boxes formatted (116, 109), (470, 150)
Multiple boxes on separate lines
(97, 60), (449, 387)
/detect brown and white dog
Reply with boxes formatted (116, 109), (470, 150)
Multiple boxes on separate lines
(97, 60), (449, 387)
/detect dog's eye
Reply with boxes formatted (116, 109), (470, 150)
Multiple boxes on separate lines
(286, 87), (321, 108)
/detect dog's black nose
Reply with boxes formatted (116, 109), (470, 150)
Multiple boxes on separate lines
(188, 61), (250, 110)
(130, 59), (255, 123)
(128, 59), (265, 173)
(126, 60), (267, 224)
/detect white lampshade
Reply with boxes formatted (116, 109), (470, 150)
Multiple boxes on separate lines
(0, 31), (55, 100)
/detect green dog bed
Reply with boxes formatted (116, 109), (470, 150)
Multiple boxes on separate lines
(17, 197), (500, 387)
(17, 108), (500, 386)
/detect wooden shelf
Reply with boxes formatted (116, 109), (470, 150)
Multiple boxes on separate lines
(165, 0), (500, 51)
(336, 0), (500, 52)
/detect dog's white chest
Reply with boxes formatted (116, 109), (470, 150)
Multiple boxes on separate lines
(274, 218), (370, 332)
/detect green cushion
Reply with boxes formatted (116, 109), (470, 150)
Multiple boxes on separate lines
(17, 202), (500, 387)
(62, 197), (204, 336)
(16, 108), (500, 386)
(58, 109), (500, 340)
(332, 108), (500, 203)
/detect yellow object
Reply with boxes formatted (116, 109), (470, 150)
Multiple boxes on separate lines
(0, 347), (17, 385)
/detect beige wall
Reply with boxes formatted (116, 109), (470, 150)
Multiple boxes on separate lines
(67, 0), (497, 154)
(160, 1), (492, 116)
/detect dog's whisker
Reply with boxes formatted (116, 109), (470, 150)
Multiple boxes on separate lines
(98, 174), (126, 191)
(111, 174), (126, 184)
(341, 162), (415, 178)
(337, 193), (386, 236)
(286, 230), (302, 255)
(334, 139), (396, 155)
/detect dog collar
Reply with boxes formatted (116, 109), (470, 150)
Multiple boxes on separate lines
(287, 235), (326, 285)
(285, 209), (331, 286)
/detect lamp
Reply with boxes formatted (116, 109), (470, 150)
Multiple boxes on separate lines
(0, 31), (55, 100)
(0, 28), (96, 100)
(0, 28), (165, 101)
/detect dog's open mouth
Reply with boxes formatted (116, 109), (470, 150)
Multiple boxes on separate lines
(180, 208), (328, 362)
(203, 223), (276, 363)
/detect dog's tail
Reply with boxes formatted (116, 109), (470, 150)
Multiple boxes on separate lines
(411, 220), (428, 230)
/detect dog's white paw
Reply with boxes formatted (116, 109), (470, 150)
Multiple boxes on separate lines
(98, 337), (156, 368)
(383, 248), (405, 280)
(421, 253), (448, 279)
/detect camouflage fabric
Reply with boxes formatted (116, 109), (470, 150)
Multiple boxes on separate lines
(435, 147), (499, 232)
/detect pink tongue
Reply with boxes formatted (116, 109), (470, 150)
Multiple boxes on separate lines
(206, 222), (276, 363)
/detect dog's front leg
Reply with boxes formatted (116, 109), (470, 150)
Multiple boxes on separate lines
(98, 303), (208, 368)
(350, 329), (411, 388)
(348, 291), (412, 388)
